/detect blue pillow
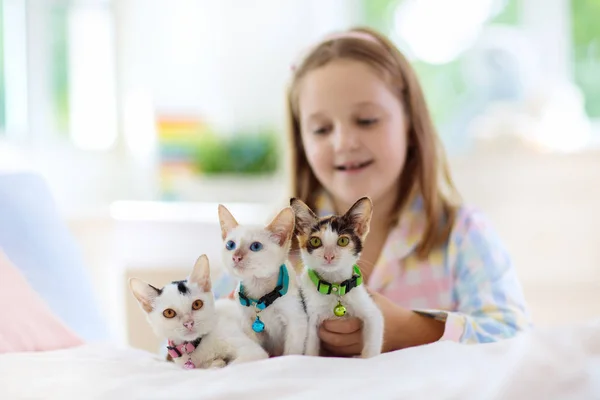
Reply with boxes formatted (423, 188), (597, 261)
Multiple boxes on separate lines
(0, 172), (108, 341)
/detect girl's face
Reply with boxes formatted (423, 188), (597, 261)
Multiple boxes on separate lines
(297, 59), (408, 211)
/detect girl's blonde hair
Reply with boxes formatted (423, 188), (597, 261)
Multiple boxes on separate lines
(286, 26), (460, 258)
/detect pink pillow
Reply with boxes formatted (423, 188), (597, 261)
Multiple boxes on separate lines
(0, 250), (84, 353)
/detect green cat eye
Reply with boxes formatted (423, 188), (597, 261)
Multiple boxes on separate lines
(309, 237), (322, 248)
(337, 236), (350, 247)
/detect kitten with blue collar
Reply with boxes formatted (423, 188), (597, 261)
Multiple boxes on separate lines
(218, 204), (308, 357)
(129, 254), (268, 369)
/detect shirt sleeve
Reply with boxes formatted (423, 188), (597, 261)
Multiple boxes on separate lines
(416, 208), (532, 344)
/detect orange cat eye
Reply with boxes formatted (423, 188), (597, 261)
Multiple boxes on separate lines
(163, 309), (176, 318)
(192, 300), (203, 310)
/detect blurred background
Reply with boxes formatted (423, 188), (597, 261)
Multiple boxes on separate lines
(1, 0), (599, 352)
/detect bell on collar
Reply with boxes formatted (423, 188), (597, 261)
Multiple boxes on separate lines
(333, 301), (347, 317)
(252, 315), (265, 333)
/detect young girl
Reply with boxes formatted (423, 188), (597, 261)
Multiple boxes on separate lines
(284, 26), (530, 356)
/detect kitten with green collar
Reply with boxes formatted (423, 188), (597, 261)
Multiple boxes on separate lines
(290, 196), (384, 358)
(129, 254), (268, 369)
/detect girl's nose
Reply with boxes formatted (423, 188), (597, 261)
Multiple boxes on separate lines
(333, 127), (360, 153)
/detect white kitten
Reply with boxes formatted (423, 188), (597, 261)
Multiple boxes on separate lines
(218, 204), (307, 357)
(129, 254), (269, 369)
(290, 197), (384, 358)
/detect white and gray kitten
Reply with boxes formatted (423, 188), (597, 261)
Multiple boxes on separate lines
(218, 204), (308, 357)
(290, 196), (384, 358)
(129, 254), (269, 369)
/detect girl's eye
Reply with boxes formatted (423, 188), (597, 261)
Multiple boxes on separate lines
(337, 236), (350, 247)
(192, 300), (203, 310)
(225, 240), (236, 250)
(249, 242), (263, 252)
(309, 237), (322, 248)
(357, 118), (378, 127)
(163, 309), (176, 318)
(313, 126), (330, 135)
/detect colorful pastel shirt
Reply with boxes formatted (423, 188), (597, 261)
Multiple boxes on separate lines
(315, 192), (531, 344)
(212, 193), (532, 344)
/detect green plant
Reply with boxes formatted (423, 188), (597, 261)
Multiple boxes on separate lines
(194, 131), (279, 175)
(572, 0), (600, 118)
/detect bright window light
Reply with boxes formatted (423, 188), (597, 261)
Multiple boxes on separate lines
(3, 0), (28, 136)
(68, 5), (117, 150)
(393, 0), (497, 65)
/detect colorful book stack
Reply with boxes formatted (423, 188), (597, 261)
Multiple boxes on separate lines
(155, 115), (208, 200)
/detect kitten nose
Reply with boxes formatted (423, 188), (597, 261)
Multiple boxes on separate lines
(233, 254), (243, 263)
(183, 320), (194, 330)
(324, 254), (335, 263)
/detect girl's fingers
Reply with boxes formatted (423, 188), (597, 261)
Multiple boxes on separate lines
(321, 317), (362, 334)
(318, 325), (362, 348)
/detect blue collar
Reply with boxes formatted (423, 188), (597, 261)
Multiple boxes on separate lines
(238, 265), (289, 310)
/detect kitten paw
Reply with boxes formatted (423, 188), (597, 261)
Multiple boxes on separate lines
(305, 346), (320, 357)
(208, 358), (227, 369)
(360, 348), (381, 359)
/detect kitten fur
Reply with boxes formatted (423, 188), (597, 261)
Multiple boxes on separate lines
(290, 197), (384, 358)
(129, 254), (269, 369)
(218, 204), (308, 357)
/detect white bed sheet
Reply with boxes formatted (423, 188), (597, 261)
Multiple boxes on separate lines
(1, 320), (600, 400)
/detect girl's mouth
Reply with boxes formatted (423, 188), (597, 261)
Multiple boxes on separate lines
(334, 160), (374, 173)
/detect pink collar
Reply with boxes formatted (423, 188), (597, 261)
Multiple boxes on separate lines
(167, 337), (202, 369)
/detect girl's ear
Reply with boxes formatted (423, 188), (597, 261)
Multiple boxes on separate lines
(266, 207), (295, 246)
(290, 198), (318, 236)
(129, 278), (161, 313)
(344, 197), (373, 238)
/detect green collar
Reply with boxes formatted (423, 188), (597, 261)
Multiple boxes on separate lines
(308, 265), (363, 296)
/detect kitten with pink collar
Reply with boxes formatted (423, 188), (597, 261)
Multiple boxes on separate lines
(129, 254), (268, 369)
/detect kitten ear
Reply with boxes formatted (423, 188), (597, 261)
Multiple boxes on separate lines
(129, 278), (161, 313)
(218, 204), (238, 240)
(344, 196), (373, 238)
(266, 207), (295, 246)
(189, 254), (211, 292)
(290, 198), (318, 236)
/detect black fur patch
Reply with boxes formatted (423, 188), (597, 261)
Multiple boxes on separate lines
(149, 284), (163, 295)
(298, 286), (307, 313)
(172, 280), (189, 295)
(308, 216), (363, 256)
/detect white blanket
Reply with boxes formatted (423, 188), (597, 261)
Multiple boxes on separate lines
(1, 320), (600, 399)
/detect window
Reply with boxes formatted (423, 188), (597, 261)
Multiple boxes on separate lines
(1, 0), (116, 148)
(1, 0), (28, 138)
(572, 0), (600, 119)
(359, 0), (598, 153)
(360, 0), (522, 150)
(0, 1), (5, 133)
(49, 2), (70, 135)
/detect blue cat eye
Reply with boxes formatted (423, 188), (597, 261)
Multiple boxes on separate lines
(225, 240), (236, 250)
(249, 242), (263, 252)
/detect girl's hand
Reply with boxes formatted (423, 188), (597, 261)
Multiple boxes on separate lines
(318, 290), (445, 357)
(318, 317), (363, 357)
